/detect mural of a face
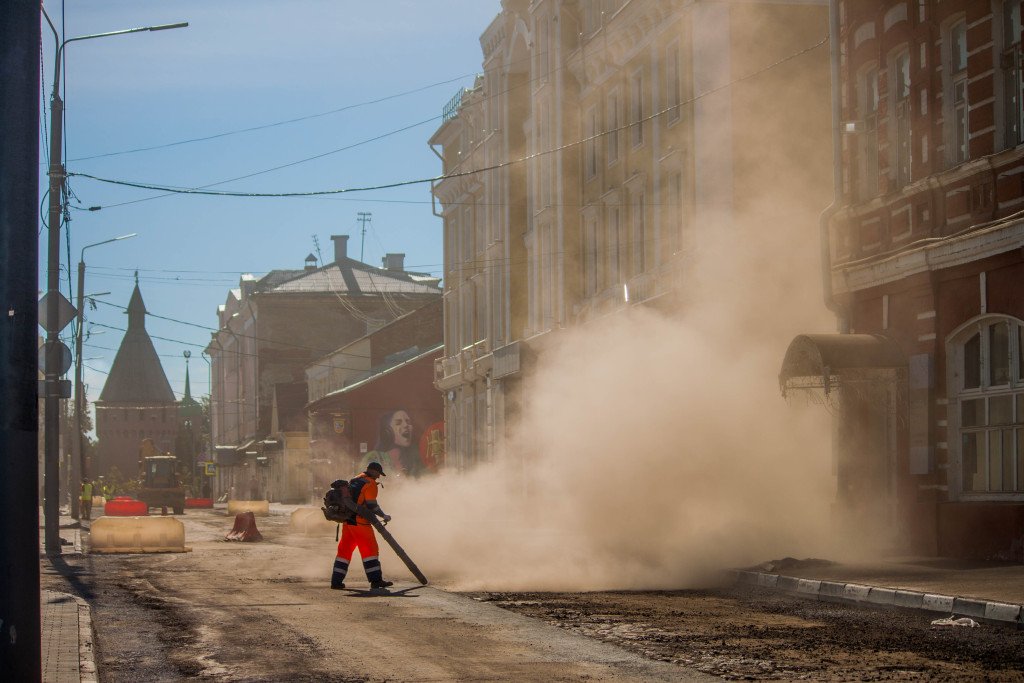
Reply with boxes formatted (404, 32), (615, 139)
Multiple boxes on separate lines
(390, 410), (413, 448)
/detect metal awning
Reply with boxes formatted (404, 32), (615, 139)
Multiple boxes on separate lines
(779, 334), (906, 395)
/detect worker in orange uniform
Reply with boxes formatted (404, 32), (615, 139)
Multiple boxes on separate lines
(331, 461), (394, 591)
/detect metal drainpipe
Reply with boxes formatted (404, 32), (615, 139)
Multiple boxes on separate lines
(822, 0), (850, 333)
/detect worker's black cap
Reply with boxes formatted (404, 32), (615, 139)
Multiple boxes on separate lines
(366, 461), (386, 476)
(330, 479), (347, 488)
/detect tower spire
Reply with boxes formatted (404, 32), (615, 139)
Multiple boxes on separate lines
(182, 350), (193, 402)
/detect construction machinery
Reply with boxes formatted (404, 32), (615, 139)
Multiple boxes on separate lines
(137, 454), (186, 515)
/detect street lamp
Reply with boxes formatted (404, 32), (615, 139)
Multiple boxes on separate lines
(70, 233), (136, 518)
(40, 7), (187, 554)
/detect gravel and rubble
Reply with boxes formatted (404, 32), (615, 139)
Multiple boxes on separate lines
(469, 587), (1024, 680)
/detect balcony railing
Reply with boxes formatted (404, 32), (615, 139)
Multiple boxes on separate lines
(442, 88), (466, 123)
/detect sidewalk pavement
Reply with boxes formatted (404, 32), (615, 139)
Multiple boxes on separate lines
(733, 557), (1024, 625)
(39, 512), (96, 683)
(41, 590), (96, 683)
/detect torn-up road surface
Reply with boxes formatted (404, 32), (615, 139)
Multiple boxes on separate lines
(42, 509), (713, 682)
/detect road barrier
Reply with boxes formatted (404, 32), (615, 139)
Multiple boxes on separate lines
(289, 507), (337, 536)
(225, 512), (263, 542)
(103, 497), (149, 516)
(88, 516), (190, 553)
(227, 499), (270, 516)
(185, 497), (214, 509)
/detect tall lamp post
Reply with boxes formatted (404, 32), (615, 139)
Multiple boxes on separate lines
(71, 234), (136, 519)
(41, 8), (187, 555)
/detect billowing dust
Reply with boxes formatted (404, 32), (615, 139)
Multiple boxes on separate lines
(376, 226), (853, 592)
(307, 9), (860, 592)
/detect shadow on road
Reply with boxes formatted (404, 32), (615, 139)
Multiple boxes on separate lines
(43, 553), (97, 601)
(342, 586), (423, 599)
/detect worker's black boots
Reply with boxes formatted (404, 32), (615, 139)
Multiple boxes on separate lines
(370, 580), (393, 589)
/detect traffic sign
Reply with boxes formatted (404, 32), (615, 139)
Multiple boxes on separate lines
(39, 341), (73, 376)
(37, 292), (77, 333)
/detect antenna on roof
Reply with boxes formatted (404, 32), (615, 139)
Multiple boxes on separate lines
(311, 234), (323, 266)
(357, 212), (372, 263)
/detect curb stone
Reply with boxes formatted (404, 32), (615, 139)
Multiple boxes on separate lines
(74, 594), (97, 683)
(730, 570), (1023, 626)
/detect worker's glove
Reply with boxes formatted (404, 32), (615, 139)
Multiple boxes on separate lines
(382, 514), (392, 523)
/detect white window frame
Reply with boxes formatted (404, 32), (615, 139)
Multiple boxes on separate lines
(944, 18), (969, 166)
(630, 67), (645, 148)
(666, 41), (682, 125)
(607, 88), (621, 165)
(584, 105), (598, 180)
(606, 204), (622, 288)
(858, 64), (880, 201)
(949, 315), (1024, 500)
(583, 213), (599, 297)
(630, 189), (647, 276)
(890, 48), (912, 188)
(999, 0), (1024, 149)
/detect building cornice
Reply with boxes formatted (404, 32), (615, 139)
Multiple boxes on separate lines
(832, 218), (1024, 294)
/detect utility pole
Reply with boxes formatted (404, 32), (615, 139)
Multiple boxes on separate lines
(0, 0), (42, 677)
(357, 212), (372, 263)
(43, 9), (67, 557)
(73, 235), (134, 518)
(40, 9), (188, 551)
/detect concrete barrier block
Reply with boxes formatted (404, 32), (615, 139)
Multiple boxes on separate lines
(227, 500), (270, 517)
(894, 590), (925, 609)
(843, 584), (872, 602)
(922, 594), (955, 612)
(89, 516), (189, 553)
(733, 571), (758, 586)
(952, 597), (987, 619)
(796, 579), (821, 597)
(818, 581), (846, 601)
(983, 602), (1022, 623)
(757, 573), (779, 589)
(867, 587), (896, 605)
(776, 576), (801, 593)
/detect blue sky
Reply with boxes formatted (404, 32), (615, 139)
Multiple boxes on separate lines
(39, 1), (502, 413)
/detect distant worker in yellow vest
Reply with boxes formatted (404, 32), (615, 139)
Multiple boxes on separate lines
(80, 479), (94, 520)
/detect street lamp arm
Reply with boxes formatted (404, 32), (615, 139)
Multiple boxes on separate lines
(80, 232), (137, 263)
(40, 5), (188, 100)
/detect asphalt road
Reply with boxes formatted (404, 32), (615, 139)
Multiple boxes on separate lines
(42, 509), (712, 682)
(40, 508), (1024, 681)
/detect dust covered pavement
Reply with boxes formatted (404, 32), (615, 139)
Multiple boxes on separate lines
(472, 587), (1024, 680)
(41, 509), (714, 682)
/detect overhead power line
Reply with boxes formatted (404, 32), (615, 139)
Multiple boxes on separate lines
(68, 35), (828, 202)
(63, 49), (549, 163)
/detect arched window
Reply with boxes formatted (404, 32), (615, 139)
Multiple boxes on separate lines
(950, 316), (1024, 495)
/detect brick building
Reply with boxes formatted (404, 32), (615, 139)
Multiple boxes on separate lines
(782, 0), (1024, 559)
(206, 235), (440, 501)
(306, 299), (443, 489)
(94, 284), (179, 480)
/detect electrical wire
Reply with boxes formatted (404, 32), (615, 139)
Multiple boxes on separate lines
(68, 34), (829, 203)
(62, 49), (548, 163)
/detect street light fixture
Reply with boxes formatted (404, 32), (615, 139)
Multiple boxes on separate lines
(70, 233), (137, 519)
(40, 7), (186, 554)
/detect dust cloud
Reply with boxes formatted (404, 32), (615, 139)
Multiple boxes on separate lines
(320, 6), (850, 591)
(381, 224), (846, 591)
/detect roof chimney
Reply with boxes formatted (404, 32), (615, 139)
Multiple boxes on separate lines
(382, 253), (405, 272)
(304, 253), (318, 271)
(331, 235), (349, 263)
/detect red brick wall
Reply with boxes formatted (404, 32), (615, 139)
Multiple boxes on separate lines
(834, 0), (1024, 261)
